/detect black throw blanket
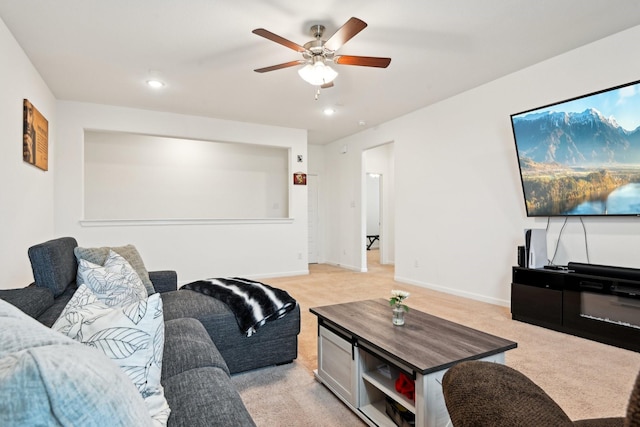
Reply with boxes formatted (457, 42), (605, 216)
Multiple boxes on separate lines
(180, 277), (296, 337)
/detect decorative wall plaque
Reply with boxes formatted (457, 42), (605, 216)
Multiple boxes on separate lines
(23, 99), (48, 171)
(293, 172), (307, 185)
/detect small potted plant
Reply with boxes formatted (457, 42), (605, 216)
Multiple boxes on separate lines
(389, 290), (410, 326)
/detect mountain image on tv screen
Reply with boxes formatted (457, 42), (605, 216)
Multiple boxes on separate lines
(511, 80), (640, 216)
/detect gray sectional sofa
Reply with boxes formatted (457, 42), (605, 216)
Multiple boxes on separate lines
(0, 237), (301, 426)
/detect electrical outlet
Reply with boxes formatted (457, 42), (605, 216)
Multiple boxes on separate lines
(414, 259), (419, 268)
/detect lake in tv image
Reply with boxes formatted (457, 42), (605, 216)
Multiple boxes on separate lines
(511, 80), (640, 216)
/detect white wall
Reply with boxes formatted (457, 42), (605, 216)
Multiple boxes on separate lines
(0, 17), (56, 289)
(321, 25), (640, 306)
(55, 101), (308, 284)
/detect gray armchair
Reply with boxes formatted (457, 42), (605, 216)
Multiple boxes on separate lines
(442, 361), (639, 427)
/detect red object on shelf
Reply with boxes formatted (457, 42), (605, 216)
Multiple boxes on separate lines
(395, 371), (415, 401)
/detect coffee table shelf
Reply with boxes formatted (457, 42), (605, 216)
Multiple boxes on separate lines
(360, 348), (416, 412)
(359, 402), (397, 427)
(361, 370), (415, 412)
(310, 299), (517, 427)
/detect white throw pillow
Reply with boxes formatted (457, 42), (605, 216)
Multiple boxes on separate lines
(53, 285), (170, 426)
(78, 249), (147, 307)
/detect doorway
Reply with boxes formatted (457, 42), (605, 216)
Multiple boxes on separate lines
(363, 143), (395, 271)
(366, 173), (382, 266)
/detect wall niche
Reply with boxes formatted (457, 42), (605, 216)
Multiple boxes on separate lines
(83, 131), (289, 221)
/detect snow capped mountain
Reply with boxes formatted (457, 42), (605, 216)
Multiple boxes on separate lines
(517, 108), (627, 130)
(571, 108), (623, 129)
(517, 111), (557, 121)
(608, 115), (622, 129)
(512, 108), (640, 166)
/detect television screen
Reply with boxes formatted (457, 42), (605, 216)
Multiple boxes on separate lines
(511, 79), (640, 216)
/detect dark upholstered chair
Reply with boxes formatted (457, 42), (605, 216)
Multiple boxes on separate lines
(442, 361), (640, 427)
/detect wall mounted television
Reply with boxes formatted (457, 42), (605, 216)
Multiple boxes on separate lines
(511, 79), (640, 216)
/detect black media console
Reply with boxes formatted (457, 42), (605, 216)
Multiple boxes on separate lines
(511, 263), (640, 353)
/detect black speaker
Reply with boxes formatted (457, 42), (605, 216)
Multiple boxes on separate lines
(517, 246), (526, 267)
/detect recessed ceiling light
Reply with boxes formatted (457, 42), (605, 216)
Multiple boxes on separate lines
(358, 120), (366, 126)
(323, 108), (335, 116)
(146, 80), (165, 88)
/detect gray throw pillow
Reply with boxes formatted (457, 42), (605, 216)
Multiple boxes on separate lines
(0, 299), (154, 427)
(74, 244), (155, 295)
(77, 250), (148, 307)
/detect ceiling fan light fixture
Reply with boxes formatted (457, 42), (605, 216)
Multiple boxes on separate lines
(146, 79), (165, 89)
(298, 58), (338, 86)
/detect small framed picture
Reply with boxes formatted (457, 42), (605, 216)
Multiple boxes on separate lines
(293, 172), (307, 185)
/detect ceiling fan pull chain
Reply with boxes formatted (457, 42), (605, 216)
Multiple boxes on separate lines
(315, 87), (320, 100)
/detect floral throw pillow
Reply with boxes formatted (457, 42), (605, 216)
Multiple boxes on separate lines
(78, 250), (147, 307)
(52, 285), (170, 426)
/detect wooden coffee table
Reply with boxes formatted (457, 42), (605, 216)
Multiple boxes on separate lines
(310, 299), (517, 427)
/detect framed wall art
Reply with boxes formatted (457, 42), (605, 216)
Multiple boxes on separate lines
(23, 99), (48, 171)
(293, 172), (307, 185)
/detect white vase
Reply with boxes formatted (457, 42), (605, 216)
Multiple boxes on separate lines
(392, 306), (405, 326)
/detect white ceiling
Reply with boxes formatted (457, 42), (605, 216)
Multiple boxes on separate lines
(1, 1), (640, 144)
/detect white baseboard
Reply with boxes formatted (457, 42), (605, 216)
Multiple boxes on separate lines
(324, 261), (365, 272)
(253, 269), (310, 279)
(394, 275), (510, 307)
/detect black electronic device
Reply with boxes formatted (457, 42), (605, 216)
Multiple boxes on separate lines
(543, 265), (568, 271)
(567, 262), (640, 282)
(517, 246), (525, 267)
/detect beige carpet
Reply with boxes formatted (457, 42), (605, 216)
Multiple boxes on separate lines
(231, 250), (640, 425)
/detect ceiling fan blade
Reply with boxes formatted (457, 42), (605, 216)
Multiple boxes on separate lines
(334, 55), (391, 68)
(252, 28), (306, 53)
(324, 17), (367, 51)
(254, 60), (305, 73)
(320, 82), (334, 89)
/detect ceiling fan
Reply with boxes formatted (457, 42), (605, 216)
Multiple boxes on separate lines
(252, 17), (391, 88)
